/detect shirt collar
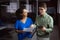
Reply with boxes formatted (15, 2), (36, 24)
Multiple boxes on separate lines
(39, 13), (47, 18)
(43, 13), (47, 17)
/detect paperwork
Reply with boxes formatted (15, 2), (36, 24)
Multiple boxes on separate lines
(23, 24), (36, 32)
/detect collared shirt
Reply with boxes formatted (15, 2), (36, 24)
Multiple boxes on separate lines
(35, 13), (53, 36)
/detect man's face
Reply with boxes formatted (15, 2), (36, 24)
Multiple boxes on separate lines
(39, 7), (47, 15)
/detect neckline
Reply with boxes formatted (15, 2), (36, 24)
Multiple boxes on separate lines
(39, 13), (47, 18)
(20, 17), (28, 24)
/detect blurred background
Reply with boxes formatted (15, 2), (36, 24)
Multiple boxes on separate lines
(0, 0), (60, 40)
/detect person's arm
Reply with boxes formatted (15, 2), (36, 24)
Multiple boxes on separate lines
(45, 17), (53, 33)
(14, 20), (25, 33)
(15, 30), (24, 33)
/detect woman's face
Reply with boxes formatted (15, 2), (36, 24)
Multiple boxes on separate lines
(22, 9), (28, 17)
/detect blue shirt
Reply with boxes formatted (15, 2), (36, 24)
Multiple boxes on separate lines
(15, 17), (33, 40)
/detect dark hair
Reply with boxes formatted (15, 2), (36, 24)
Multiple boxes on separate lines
(15, 7), (26, 20)
(38, 3), (47, 9)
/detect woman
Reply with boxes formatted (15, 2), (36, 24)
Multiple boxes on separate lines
(15, 7), (33, 40)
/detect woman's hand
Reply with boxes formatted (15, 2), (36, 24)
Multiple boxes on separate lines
(15, 30), (25, 33)
(30, 24), (36, 34)
(30, 24), (36, 28)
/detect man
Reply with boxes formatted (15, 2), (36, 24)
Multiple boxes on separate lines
(35, 3), (54, 40)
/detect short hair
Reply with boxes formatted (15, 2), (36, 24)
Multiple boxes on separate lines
(15, 7), (26, 20)
(38, 3), (47, 9)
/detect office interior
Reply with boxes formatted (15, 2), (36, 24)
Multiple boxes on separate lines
(0, 0), (60, 40)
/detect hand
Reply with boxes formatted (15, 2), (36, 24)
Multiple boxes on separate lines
(20, 30), (25, 33)
(30, 24), (36, 28)
(30, 24), (34, 28)
(41, 26), (46, 32)
(16, 30), (25, 33)
(30, 24), (33, 34)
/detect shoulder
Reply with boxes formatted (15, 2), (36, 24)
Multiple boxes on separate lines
(27, 17), (32, 20)
(15, 20), (20, 23)
(47, 14), (53, 21)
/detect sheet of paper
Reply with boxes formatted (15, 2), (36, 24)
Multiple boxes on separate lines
(23, 24), (36, 32)
(23, 28), (34, 32)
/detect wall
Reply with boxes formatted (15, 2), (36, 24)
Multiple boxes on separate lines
(57, 0), (60, 25)
(57, 0), (60, 13)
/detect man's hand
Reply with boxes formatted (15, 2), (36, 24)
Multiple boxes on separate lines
(41, 26), (46, 32)
(38, 26), (46, 32)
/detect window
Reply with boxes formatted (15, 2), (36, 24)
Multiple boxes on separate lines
(7, 2), (19, 13)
